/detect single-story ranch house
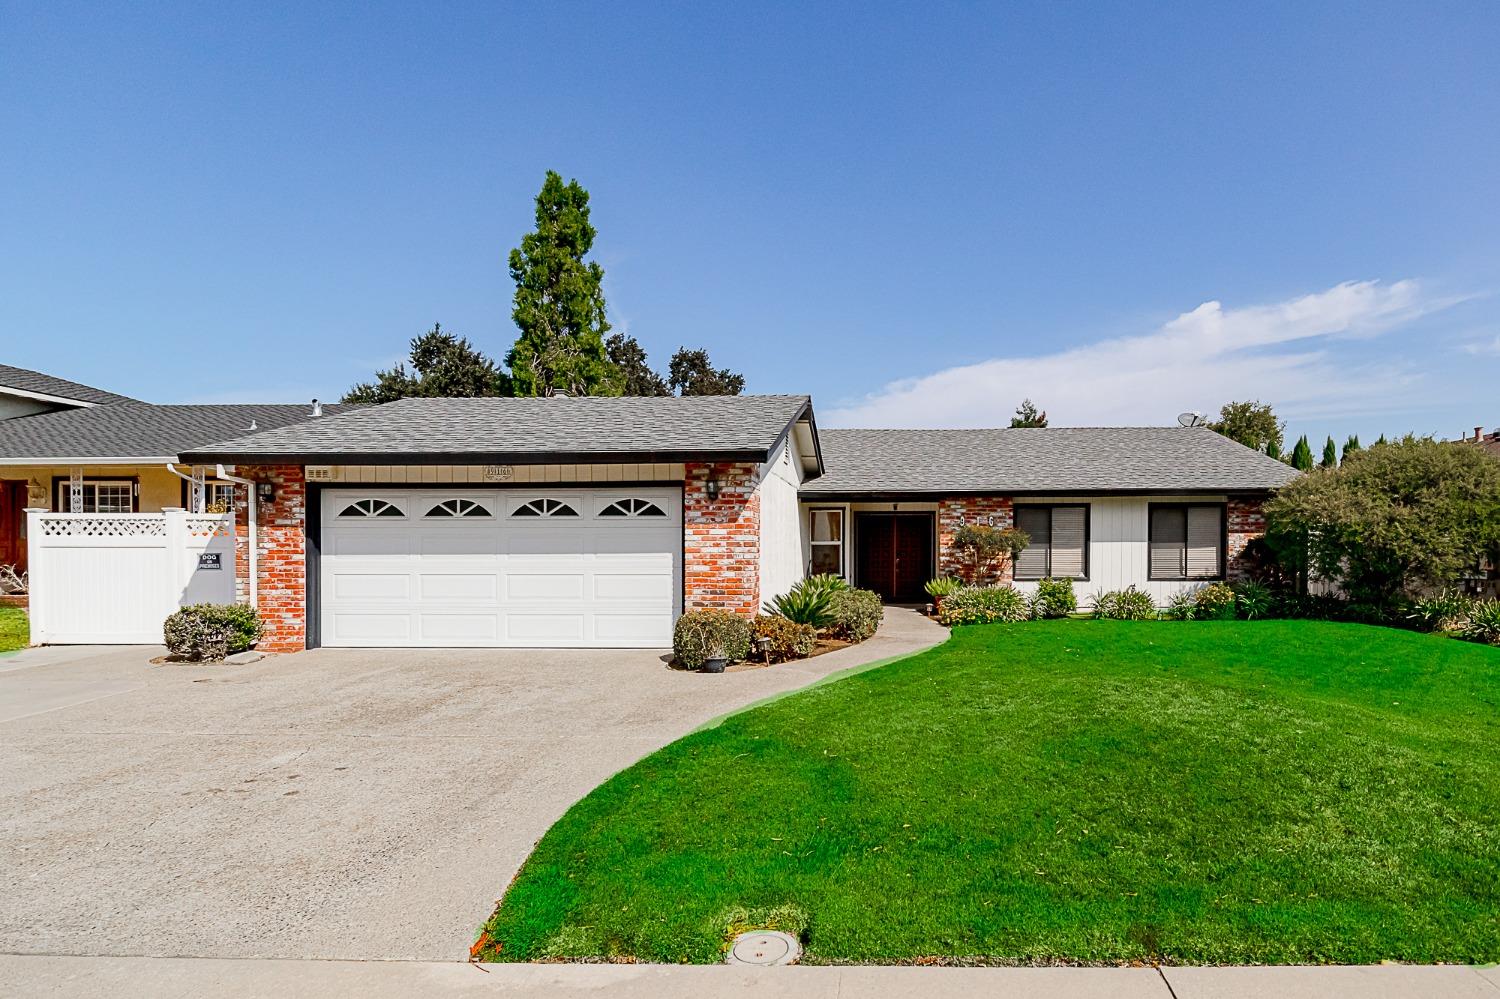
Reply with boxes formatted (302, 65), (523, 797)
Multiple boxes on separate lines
(1, 373), (1298, 653)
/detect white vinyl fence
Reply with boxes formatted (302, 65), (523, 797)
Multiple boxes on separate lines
(26, 509), (237, 645)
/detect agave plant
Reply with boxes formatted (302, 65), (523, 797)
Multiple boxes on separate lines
(764, 578), (839, 629)
(923, 576), (962, 600)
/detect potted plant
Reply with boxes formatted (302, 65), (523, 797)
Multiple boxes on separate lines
(701, 640), (729, 673)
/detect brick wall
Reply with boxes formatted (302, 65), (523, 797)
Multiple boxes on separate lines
(938, 495), (1015, 585)
(683, 461), (761, 615)
(232, 465), (306, 653)
(1227, 496), (1267, 582)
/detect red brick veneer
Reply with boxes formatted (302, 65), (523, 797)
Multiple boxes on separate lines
(232, 465), (306, 653)
(938, 496), (1015, 585)
(1227, 496), (1267, 582)
(683, 461), (761, 615)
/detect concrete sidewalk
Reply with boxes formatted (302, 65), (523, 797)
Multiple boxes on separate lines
(3, 955), (1496, 998)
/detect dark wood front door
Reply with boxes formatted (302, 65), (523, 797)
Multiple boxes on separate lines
(855, 513), (933, 602)
(0, 481), (25, 574)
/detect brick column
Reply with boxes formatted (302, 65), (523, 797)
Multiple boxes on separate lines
(232, 464), (307, 653)
(683, 461), (761, 616)
(1227, 496), (1267, 582)
(938, 495), (1015, 585)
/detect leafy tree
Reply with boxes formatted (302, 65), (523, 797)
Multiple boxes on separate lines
(343, 324), (509, 403)
(1321, 435), (1338, 468)
(1009, 399), (1048, 428)
(506, 171), (621, 397)
(949, 524), (1030, 585)
(1208, 401), (1284, 454)
(1289, 435), (1315, 471)
(606, 334), (669, 396)
(667, 347), (745, 396)
(1264, 437), (1500, 604)
(1342, 434), (1362, 460)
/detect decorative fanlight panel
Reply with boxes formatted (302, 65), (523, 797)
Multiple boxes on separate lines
(338, 498), (404, 518)
(598, 498), (668, 518)
(425, 498), (491, 518)
(512, 498), (579, 518)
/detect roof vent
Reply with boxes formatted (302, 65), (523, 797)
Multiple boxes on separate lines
(551, 390), (570, 399)
(311, 399), (323, 417)
(244, 419), (258, 432)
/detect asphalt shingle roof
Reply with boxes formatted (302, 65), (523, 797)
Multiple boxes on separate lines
(0, 403), (352, 462)
(182, 395), (814, 464)
(0, 364), (137, 406)
(803, 426), (1300, 495)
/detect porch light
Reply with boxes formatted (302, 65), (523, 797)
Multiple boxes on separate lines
(705, 474), (720, 501)
(256, 482), (276, 505)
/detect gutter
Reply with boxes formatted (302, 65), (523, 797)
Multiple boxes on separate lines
(214, 465), (258, 612)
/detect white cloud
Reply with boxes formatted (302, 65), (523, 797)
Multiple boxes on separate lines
(825, 280), (1442, 428)
(1461, 334), (1500, 356)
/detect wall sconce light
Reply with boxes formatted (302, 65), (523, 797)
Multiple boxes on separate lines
(256, 482), (276, 505)
(705, 474), (720, 501)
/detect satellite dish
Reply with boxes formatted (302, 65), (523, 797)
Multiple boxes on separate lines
(1176, 411), (1206, 428)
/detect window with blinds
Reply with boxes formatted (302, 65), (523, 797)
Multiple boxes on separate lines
(1013, 505), (1088, 580)
(1148, 504), (1224, 580)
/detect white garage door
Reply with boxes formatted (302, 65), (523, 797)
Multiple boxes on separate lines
(319, 487), (681, 648)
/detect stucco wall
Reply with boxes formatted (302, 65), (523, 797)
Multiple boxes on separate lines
(0, 464), (183, 512)
(757, 437), (805, 605)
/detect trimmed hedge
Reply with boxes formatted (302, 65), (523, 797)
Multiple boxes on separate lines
(163, 603), (262, 662)
(827, 588), (883, 642)
(938, 585), (1029, 626)
(752, 614), (817, 663)
(1030, 577), (1078, 619)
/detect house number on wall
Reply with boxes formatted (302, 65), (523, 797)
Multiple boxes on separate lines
(483, 465), (514, 482)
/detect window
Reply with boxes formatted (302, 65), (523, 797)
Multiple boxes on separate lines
(599, 498), (667, 518)
(338, 498), (404, 518)
(203, 482), (237, 513)
(56, 479), (136, 513)
(808, 508), (844, 577)
(425, 498), (491, 518)
(513, 498), (578, 518)
(1013, 505), (1088, 580)
(1149, 504), (1224, 580)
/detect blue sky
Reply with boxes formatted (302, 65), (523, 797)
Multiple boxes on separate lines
(2, 2), (1497, 445)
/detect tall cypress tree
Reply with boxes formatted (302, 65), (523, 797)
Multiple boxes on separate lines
(506, 172), (621, 396)
(1265, 438), (1280, 460)
(1290, 435), (1315, 471)
(1320, 435), (1338, 468)
(1342, 434), (1362, 460)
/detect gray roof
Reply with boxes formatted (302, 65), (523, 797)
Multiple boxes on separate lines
(0, 403), (353, 462)
(182, 395), (815, 464)
(802, 426), (1300, 496)
(0, 364), (137, 406)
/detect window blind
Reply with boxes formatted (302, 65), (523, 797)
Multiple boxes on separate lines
(1013, 507), (1050, 579)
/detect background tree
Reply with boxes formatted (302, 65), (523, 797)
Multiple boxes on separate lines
(606, 333), (669, 396)
(1264, 437), (1500, 604)
(1208, 400), (1284, 454)
(1320, 435), (1339, 468)
(1265, 439), (1281, 460)
(506, 171), (621, 396)
(667, 347), (745, 396)
(343, 324), (509, 403)
(1009, 399), (1048, 428)
(1289, 435), (1315, 471)
(1342, 434), (1362, 461)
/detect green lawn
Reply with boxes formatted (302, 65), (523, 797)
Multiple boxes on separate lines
(480, 620), (1500, 965)
(0, 606), (26, 653)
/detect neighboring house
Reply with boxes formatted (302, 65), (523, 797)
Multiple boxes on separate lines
(1457, 424), (1500, 458)
(0, 401), (347, 575)
(165, 395), (1298, 654)
(0, 363), (136, 420)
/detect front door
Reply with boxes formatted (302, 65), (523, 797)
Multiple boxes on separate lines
(0, 481), (25, 575)
(855, 513), (933, 602)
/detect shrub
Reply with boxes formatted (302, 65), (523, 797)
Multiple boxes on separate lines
(923, 576), (962, 601)
(751, 614), (817, 663)
(1407, 590), (1476, 632)
(763, 578), (838, 629)
(803, 573), (850, 595)
(673, 610), (752, 670)
(1231, 580), (1274, 620)
(1030, 577), (1077, 618)
(938, 585), (1029, 626)
(827, 588), (883, 643)
(1458, 599), (1500, 645)
(1193, 582), (1237, 620)
(163, 603), (262, 662)
(1164, 590), (1197, 621)
(1091, 586), (1158, 621)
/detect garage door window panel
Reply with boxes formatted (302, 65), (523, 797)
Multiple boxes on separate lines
(513, 498), (579, 518)
(339, 498), (406, 519)
(425, 498), (492, 519)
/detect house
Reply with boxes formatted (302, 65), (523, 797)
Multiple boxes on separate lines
(162, 395), (1299, 654)
(1457, 425), (1500, 458)
(0, 399), (348, 576)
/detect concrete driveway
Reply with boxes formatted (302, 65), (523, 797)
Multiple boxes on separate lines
(0, 611), (944, 962)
